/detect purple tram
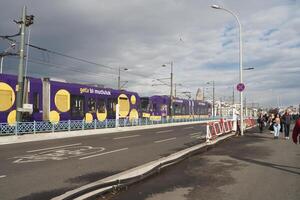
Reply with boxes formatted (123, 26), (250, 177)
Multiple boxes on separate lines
(140, 95), (211, 121)
(0, 73), (140, 124)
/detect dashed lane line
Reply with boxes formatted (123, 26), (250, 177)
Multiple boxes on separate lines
(0, 175), (6, 179)
(154, 137), (177, 143)
(189, 132), (200, 136)
(113, 135), (140, 140)
(183, 126), (194, 130)
(191, 135), (206, 139)
(27, 143), (82, 153)
(79, 148), (129, 160)
(156, 130), (172, 134)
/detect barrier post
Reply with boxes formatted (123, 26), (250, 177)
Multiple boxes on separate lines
(15, 122), (18, 136)
(52, 122), (54, 133)
(206, 122), (211, 142)
(33, 121), (36, 134)
(68, 120), (71, 132)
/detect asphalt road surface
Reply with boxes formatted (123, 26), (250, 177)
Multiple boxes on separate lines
(110, 127), (300, 200)
(0, 123), (206, 200)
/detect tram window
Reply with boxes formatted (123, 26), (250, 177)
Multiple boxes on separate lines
(87, 97), (96, 113)
(153, 103), (157, 112)
(107, 98), (117, 115)
(97, 99), (106, 113)
(71, 95), (85, 117)
(141, 98), (149, 112)
(182, 105), (186, 115)
(33, 92), (39, 113)
(174, 104), (182, 115)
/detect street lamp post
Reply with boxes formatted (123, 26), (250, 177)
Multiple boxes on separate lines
(162, 61), (173, 119)
(211, 4), (244, 135)
(206, 81), (215, 117)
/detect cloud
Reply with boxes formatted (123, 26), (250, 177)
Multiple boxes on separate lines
(0, 0), (299, 107)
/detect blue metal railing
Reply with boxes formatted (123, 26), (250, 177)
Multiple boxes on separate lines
(0, 116), (223, 136)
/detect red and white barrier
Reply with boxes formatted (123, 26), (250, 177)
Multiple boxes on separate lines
(206, 119), (234, 142)
(206, 118), (256, 142)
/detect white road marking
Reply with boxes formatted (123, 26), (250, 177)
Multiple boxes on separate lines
(189, 132), (200, 136)
(156, 130), (172, 134)
(154, 137), (177, 143)
(183, 126), (194, 130)
(79, 148), (129, 160)
(27, 143), (82, 153)
(191, 135), (206, 139)
(113, 135), (140, 140)
(0, 175), (6, 179)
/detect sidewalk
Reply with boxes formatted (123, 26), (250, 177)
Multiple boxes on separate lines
(111, 127), (300, 200)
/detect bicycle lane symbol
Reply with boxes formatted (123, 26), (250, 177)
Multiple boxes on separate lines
(12, 146), (106, 164)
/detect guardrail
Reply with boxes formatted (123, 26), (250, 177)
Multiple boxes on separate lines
(0, 116), (224, 136)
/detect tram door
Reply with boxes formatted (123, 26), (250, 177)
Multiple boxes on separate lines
(71, 95), (85, 119)
(107, 98), (117, 119)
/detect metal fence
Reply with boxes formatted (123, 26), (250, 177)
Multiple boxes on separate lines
(0, 116), (222, 136)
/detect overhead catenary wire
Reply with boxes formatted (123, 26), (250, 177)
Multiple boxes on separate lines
(26, 43), (164, 82)
(5, 41), (190, 94)
(7, 56), (116, 80)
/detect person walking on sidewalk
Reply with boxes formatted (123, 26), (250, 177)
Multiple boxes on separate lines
(273, 114), (281, 139)
(281, 110), (292, 140)
(257, 113), (265, 133)
(292, 118), (300, 144)
(268, 113), (275, 134)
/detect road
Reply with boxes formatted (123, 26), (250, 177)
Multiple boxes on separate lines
(0, 123), (206, 200)
(110, 127), (300, 200)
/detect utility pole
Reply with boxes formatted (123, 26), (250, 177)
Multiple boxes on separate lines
(212, 80), (215, 117)
(16, 6), (34, 122)
(170, 62), (173, 119)
(118, 67), (121, 90)
(16, 6), (27, 122)
(232, 85), (235, 105)
(118, 67), (128, 90)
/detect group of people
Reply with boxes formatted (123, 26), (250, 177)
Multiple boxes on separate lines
(257, 111), (300, 144)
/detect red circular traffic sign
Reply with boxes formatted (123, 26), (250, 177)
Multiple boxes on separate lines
(236, 83), (245, 92)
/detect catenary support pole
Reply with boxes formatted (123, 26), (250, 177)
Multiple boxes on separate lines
(16, 6), (27, 122)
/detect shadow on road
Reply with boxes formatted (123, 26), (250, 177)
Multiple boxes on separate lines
(231, 156), (300, 176)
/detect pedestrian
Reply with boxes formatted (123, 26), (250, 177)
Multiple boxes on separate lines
(268, 113), (275, 134)
(235, 113), (241, 136)
(263, 113), (268, 127)
(257, 113), (264, 133)
(292, 119), (300, 144)
(281, 110), (292, 140)
(273, 114), (281, 139)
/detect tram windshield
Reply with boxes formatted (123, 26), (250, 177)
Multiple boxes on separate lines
(141, 97), (150, 112)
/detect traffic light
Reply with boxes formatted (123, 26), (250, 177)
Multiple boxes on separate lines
(25, 15), (34, 26)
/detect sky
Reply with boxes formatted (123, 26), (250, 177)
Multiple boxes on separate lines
(0, 0), (299, 108)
